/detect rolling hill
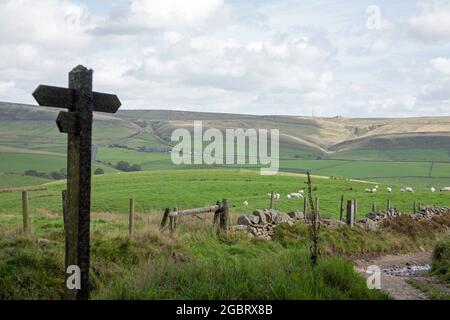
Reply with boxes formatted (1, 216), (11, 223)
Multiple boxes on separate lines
(1, 101), (450, 188)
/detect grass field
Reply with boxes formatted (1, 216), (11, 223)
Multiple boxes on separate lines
(0, 169), (449, 218)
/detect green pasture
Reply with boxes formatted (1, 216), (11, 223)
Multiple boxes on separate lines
(0, 169), (448, 218)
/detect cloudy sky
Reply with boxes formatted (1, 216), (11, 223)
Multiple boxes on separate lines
(0, 0), (450, 117)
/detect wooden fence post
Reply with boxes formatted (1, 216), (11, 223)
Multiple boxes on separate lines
(62, 190), (67, 231)
(220, 199), (230, 231)
(270, 191), (274, 209)
(314, 197), (319, 221)
(170, 207), (178, 233)
(129, 198), (135, 235)
(386, 199), (391, 211)
(372, 201), (376, 212)
(213, 201), (221, 226)
(160, 208), (171, 230)
(346, 200), (354, 228)
(339, 194), (344, 221)
(413, 201), (416, 214)
(22, 191), (30, 236)
(303, 196), (308, 221)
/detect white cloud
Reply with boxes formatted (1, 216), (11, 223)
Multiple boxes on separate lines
(0, 0), (450, 117)
(431, 57), (450, 76)
(97, 0), (227, 34)
(409, 1), (450, 42)
(0, 0), (94, 49)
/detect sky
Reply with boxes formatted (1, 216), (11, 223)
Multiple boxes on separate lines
(0, 0), (450, 117)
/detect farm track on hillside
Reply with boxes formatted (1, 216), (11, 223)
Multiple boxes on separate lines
(354, 252), (436, 300)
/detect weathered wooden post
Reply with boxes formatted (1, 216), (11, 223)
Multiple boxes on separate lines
(213, 201), (221, 226)
(160, 208), (171, 230)
(386, 199), (391, 211)
(22, 191), (30, 236)
(32, 65), (121, 300)
(346, 200), (354, 228)
(62, 190), (68, 231)
(314, 197), (319, 221)
(170, 207), (178, 233)
(372, 201), (376, 212)
(339, 194), (344, 221)
(220, 199), (230, 231)
(303, 196), (308, 221)
(129, 198), (135, 235)
(270, 191), (274, 209)
(413, 201), (416, 214)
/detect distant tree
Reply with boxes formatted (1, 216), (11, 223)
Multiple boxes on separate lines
(95, 168), (104, 174)
(24, 170), (38, 177)
(130, 164), (142, 172)
(50, 171), (65, 180)
(116, 161), (131, 171)
(94, 168), (105, 175)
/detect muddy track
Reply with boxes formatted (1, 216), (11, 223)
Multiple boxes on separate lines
(354, 252), (432, 300)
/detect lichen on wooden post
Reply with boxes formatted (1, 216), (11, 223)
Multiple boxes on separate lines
(129, 198), (135, 235)
(219, 199), (230, 231)
(22, 191), (30, 236)
(346, 200), (354, 228)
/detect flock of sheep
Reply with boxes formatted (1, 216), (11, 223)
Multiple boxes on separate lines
(365, 185), (450, 194)
(241, 186), (450, 207)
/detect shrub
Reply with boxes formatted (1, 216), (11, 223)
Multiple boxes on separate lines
(94, 168), (105, 175)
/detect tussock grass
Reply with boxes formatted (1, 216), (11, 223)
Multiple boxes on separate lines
(431, 236), (450, 283)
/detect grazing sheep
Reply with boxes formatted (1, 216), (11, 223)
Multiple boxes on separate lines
(405, 187), (414, 193)
(274, 193), (281, 200)
(291, 192), (304, 199)
(372, 188), (377, 193)
(287, 194), (292, 199)
(430, 187), (436, 193)
(375, 185), (379, 189)
(386, 187), (392, 193)
(243, 201), (249, 207)
(441, 187), (450, 192)
(400, 188), (406, 193)
(365, 188), (372, 193)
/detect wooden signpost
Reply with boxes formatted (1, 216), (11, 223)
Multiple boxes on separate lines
(32, 65), (121, 300)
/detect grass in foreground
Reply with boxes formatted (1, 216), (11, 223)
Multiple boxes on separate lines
(0, 214), (391, 300)
(430, 236), (450, 283)
(2, 210), (450, 300)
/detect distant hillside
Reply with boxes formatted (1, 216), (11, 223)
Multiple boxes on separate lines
(1, 102), (450, 189)
(2, 102), (450, 155)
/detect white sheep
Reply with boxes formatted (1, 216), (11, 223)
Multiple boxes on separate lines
(430, 187), (436, 193)
(441, 187), (450, 192)
(372, 188), (377, 193)
(243, 201), (249, 207)
(274, 193), (281, 200)
(375, 185), (379, 189)
(287, 194), (292, 199)
(365, 188), (372, 193)
(405, 187), (414, 193)
(400, 188), (406, 193)
(290, 192), (304, 199)
(386, 187), (392, 193)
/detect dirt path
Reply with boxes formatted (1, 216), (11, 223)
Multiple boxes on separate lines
(354, 251), (432, 300)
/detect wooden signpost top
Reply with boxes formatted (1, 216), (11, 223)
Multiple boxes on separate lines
(32, 65), (121, 300)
